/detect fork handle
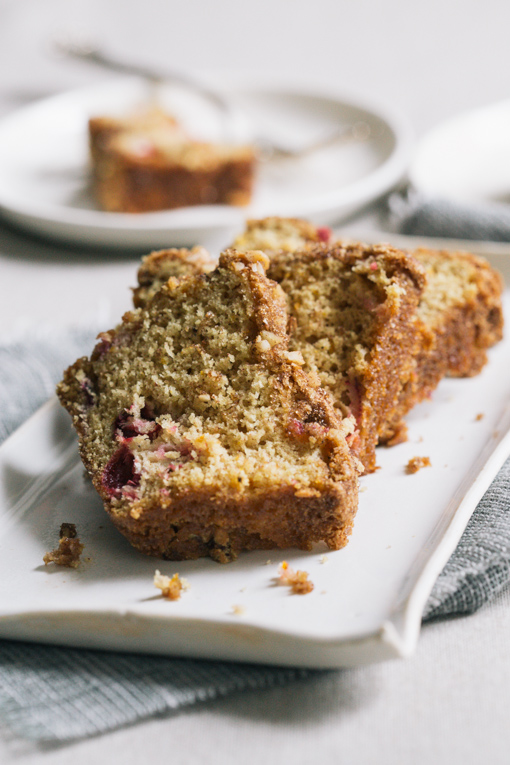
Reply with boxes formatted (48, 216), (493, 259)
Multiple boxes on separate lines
(58, 43), (232, 117)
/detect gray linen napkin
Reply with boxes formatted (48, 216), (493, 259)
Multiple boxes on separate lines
(1, 325), (510, 743)
(388, 189), (510, 242)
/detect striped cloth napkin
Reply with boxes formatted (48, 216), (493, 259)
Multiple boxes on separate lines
(0, 325), (509, 743)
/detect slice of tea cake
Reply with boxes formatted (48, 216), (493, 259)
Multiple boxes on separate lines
(57, 250), (361, 563)
(89, 109), (256, 213)
(267, 243), (426, 473)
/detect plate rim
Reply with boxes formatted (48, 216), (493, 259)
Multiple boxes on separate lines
(0, 77), (414, 247)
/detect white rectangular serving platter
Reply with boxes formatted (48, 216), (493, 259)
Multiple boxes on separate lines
(1, 260), (509, 669)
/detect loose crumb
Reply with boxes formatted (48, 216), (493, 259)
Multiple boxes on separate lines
(154, 570), (190, 600)
(231, 604), (246, 616)
(43, 524), (84, 568)
(475, 413), (484, 421)
(264, 559), (272, 565)
(319, 555), (328, 564)
(405, 456), (431, 474)
(277, 561), (314, 595)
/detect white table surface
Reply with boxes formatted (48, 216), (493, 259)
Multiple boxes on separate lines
(1, 0), (510, 762)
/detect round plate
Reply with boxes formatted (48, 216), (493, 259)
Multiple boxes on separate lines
(409, 99), (510, 204)
(0, 78), (412, 249)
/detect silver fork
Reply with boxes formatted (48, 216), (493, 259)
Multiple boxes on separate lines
(53, 38), (372, 160)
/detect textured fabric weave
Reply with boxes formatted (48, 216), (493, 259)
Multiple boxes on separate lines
(0, 641), (309, 743)
(388, 189), (510, 242)
(0, 324), (509, 743)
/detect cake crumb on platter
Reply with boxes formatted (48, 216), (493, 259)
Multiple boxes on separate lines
(405, 456), (431, 474)
(154, 570), (189, 600)
(43, 524), (84, 568)
(475, 413), (484, 421)
(277, 561), (314, 595)
(231, 604), (246, 616)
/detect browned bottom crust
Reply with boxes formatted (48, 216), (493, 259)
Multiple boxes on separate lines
(107, 483), (358, 563)
(92, 156), (256, 213)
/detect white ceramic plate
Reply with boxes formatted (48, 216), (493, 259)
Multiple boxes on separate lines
(0, 286), (509, 668)
(409, 99), (510, 204)
(0, 78), (412, 249)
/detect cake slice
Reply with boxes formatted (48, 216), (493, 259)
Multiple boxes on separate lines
(133, 246), (215, 308)
(413, 247), (503, 377)
(57, 250), (361, 563)
(379, 247), (504, 443)
(267, 244), (426, 473)
(89, 108), (256, 213)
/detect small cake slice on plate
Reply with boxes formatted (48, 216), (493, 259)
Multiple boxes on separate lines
(57, 250), (361, 562)
(133, 246), (215, 308)
(267, 243), (426, 473)
(89, 108), (257, 213)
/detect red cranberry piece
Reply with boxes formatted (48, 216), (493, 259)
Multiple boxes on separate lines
(317, 226), (332, 242)
(345, 376), (363, 425)
(148, 423), (162, 441)
(115, 411), (137, 438)
(114, 409), (161, 440)
(287, 417), (308, 442)
(288, 418), (305, 436)
(102, 445), (140, 497)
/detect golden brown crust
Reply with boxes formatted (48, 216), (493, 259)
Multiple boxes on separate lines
(133, 247), (215, 308)
(108, 481), (358, 563)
